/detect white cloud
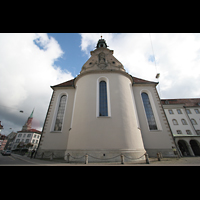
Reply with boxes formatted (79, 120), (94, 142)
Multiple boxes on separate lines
(0, 33), (73, 135)
(79, 33), (200, 99)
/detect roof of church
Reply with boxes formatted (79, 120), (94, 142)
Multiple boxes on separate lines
(132, 76), (158, 85)
(51, 79), (75, 88)
(51, 76), (157, 89)
(161, 98), (200, 107)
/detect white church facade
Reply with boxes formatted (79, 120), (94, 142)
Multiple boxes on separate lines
(36, 38), (176, 162)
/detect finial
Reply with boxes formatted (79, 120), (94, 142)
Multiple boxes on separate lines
(100, 33), (102, 39)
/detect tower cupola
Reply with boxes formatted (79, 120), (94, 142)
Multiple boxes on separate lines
(96, 36), (108, 48)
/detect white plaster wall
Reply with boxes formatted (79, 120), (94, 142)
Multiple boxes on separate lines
(164, 107), (200, 136)
(40, 88), (75, 150)
(67, 72), (145, 151)
(133, 85), (174, 150)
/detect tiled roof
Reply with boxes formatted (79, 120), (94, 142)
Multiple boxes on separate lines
(18, 129), (41, 134)
(51, 79), (75, 88)
(51, 76), (157, 89)
(132, 76), (158, 85)
(161, 98), (200, 107)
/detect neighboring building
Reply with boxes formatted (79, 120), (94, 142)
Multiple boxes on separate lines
(0, 121), (3, 134)
(0, 134), (6, 140)
(161, 98), (200, 156)
(12, 109), (41, 151)
(0, 139), (8, 151)
(5, 131), (17, 150)
(0, 140), (3, 149)
(36, 37), (176, 162)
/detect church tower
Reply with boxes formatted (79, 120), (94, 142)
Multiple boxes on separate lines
(65, 37), (146, 161)
(22, 109), (34, 131)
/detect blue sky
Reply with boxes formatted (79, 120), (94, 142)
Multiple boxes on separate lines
(0, 33), (200, 135)
(47, 33), (89, 77)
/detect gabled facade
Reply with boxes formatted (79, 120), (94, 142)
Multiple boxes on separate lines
(36, 38), (176, 162)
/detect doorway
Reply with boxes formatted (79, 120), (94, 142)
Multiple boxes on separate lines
(190, 140), (200, 156)
(178, 140), (191, 156)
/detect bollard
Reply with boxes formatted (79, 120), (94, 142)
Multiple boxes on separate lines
(160, 152), (163, 159)
(85, 154), (88, 164)
(50, 153), (54, 161)
(67, 153), (70, 163)
(157, 153), (161, 161)
(145, 153), (150, 164)
(121, 154), (124, 164)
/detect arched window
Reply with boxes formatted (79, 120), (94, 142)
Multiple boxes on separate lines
(172, 119), (178, 125)
(99, 81), (108, 116)
(181, 119), (187, 125)
(191, 118), (197, 125)
(54, 95), (67, 131)
(141, 92), (157, 130)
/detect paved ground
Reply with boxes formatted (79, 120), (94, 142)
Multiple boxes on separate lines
(1, 153), (200, 165)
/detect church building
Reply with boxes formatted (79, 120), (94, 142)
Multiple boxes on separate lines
(36, 37), (177, 162)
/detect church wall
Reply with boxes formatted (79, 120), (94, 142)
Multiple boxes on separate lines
(66, 72), (146, 159)
(133, 84), (175, 157)
(37, 87), (75, 157)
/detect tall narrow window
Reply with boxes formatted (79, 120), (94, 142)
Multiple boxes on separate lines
(54, 95), (67, 131)
(99, 81), (108, 116)
(141, 92), (157, 130)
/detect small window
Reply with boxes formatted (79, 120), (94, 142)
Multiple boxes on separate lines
(32, 140), (35, 144)
(165, 100), (169, 104)
(25, 139), (29, 143)
(18, 134), (22, 137)
(168, 109), (174, 114)
(27, 134), (31, 137)
(195, 109), (200, 114)
(196, 130), (200, 135)
(181, 119), (187, 125)
(186, 109), (191, 114)
(172, 119), (178, 125)
(177, 130), (182, 134)
(177, 109), (182, 114)
(16, 139), (20, 143)
(23, 134), (26, 137)
(186, 130), (192, 135)
(191, 119), (197, 125)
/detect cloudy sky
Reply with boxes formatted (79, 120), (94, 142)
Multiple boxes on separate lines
(0, 33), (200, 135)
